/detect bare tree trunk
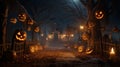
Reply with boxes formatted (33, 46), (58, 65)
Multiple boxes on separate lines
(2, 0), (8, 52)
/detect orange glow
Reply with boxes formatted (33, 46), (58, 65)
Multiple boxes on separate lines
(15, 31), (27, 41)
(30, 46), (35, 53)
(86, 48), (93, 54)
(70, 34), (74, 37)
(13, 51), (17, 57)
(10, 18), (17, 24)
(110, 47), (115, 55)
(80, 25), (84, 30)
(34, 27), (40, 32)
(78, 46), (84, 53)
(95, 11), (104, 19)
(18, 13), (26, 22)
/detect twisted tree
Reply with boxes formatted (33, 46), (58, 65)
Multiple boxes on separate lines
(80, 0), (112, 55)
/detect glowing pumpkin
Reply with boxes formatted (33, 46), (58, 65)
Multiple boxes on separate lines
(18, 13), (27, 22)
(82, 33), (89, 41)
(15, 31), (27, 41)
(95, 10), (104, 19)
(27, 19), (34, 25)
(10, 18), (17, 24)
(86, 48), (93, 54)
(34, 26), (40, 32)
(30, 46), (35, 53)
(78, 46), (84, 53)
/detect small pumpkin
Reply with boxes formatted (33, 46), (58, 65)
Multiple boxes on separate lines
(34, 26), (40, 32)
(18, 13), (27, 22)
(86, 48), (93, 54)
(15, 30), (27, 41)
(95, 10), (104, 19)
(78, 46), (84, 53)
(27, 19), (34, 25)
(10, 18), (17, 24)
(81, 32), (89, 41)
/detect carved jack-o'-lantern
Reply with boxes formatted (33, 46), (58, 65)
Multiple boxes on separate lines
(27, 19), (34, 25)
(86, 48), (93, 54)
(78, 46), (84, 53)
(18, 13), (27, 22)
(82, 32), (89, 41)
(10, 18), (17, 24)
(34, 26), (40, 32)
(15, 30), (27, 41)
(95, 10), (104, 19)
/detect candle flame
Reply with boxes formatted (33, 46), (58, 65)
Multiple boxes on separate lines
(110, 47), (115, 55)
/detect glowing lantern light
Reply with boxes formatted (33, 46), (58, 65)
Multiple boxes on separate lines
(41, 34), (44, 36)
(110, 47), (115, 55)
(61, 34), (66, 39)
(13, 51), (17, 57)
(70, 34), (74, 37)
(95, 10), (104, 20)
(18, 13), (27, 22)
(10, 18), (17, 24)
(80, 25), (84, 30)
(48, 34), (53, 39)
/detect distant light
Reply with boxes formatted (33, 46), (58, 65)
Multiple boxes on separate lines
(80, 25), (84, 30)
(110, 47), (115, 55)
(41, 34), (44, 36)
(70, 34), (74, 37)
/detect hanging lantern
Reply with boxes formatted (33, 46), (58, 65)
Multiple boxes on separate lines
(27, 19), (34, 25)
(18, 13), (27, 22)
(10, 18), (17, 24)
(95, 10), (104, 20)
(15, 30), (27, 41)
(34, 26), (40, 32)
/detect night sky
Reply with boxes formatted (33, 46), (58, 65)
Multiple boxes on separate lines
(18, 0), (88, 27)
(17, 0), (120, 28)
